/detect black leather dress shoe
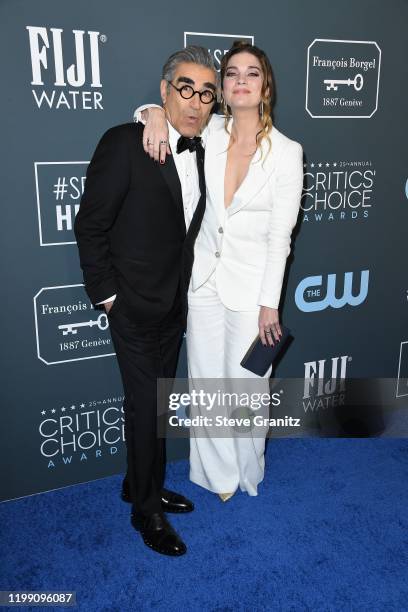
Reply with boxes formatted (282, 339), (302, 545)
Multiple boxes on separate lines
(131, 511), (187, 556)
(121, 480), (194, 513)
(161, 488), (194, 513)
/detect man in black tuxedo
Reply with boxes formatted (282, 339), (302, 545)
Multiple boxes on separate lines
(74, 47), (217, 556)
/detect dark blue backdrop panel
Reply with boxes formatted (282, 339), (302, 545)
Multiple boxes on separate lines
(0, 0), (407, 501)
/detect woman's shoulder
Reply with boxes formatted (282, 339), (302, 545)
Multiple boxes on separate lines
(206, 113), (227, 133)
(202, 113), (228, 147)
(268, 126), (303, 175)
(271, 125), (302, 155)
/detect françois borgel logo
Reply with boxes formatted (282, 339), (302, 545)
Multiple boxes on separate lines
(306, 39), (381, 118)
(34, 284), (114, 365)
(184, 32), (254, 71)
(301, 159), (376, 223)
(295, 270), (369, 312)
(26, 26), (105, 110)
(35, 161), (88, 246)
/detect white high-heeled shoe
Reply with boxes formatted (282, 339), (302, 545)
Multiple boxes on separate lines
(218, 492), (235, 502)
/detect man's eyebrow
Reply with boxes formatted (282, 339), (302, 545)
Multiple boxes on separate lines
(176, 76), (194, 85)
(176, 76), (216, 91)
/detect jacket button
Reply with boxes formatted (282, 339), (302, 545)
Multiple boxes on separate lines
(215, 251), (220, 258)
(218, 227), (224, 234)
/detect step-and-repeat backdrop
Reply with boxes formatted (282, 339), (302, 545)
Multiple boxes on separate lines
(1, 0), (407, 501)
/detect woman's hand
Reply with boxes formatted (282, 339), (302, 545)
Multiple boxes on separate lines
(142, 107), (171, 163)
(258, 306), (282, 346)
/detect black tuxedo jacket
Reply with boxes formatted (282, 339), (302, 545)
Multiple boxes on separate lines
(74, 122), (205, 325)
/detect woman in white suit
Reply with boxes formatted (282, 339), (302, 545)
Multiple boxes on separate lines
(138, 42), (303, 500)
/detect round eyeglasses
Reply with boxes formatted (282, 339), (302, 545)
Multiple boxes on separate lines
(167, 80), (215, 104)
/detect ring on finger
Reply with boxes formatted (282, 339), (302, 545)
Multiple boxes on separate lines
(159, 140), (167, 145)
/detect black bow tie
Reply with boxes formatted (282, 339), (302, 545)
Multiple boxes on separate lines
(177, 135), (202, 155)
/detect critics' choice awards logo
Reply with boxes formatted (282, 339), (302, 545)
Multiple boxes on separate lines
(35, 161), (87, 246)
(184, 32), (254, 71)
(38, 396), (125, 468)
(303, 355), (351, 413)
(34, 284), (115, 365)
(396, 342), (408, 398)
(26, 26), (105, 110)
(301, 160), (376, 223)
(306, 39), (381, 118)
(295, 270), (369, 312)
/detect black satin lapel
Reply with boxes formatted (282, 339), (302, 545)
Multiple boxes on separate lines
(158, 156), (186, 236)
(187, 146), (206, 240)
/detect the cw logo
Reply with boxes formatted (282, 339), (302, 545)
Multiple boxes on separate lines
(295, 270), (369, 312)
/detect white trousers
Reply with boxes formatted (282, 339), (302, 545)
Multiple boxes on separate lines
(186, 271), (272, 496)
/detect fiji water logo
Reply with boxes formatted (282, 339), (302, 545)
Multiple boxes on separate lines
(303, 354), (350, 400)
(26, 26), (105, 109)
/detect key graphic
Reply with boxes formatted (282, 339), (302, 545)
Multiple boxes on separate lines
(58, 313), (109, 335)
(323, 73), (364, 91)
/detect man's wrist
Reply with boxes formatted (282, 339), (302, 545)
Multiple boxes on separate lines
(133, 103), (163, 125)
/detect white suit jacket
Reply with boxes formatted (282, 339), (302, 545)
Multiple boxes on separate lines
(192, 114), (303, 311)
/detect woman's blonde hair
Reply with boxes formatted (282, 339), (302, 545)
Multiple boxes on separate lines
(220, 41), (274, 159)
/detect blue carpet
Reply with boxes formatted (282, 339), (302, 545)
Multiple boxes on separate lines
(1, 439), (408, 611)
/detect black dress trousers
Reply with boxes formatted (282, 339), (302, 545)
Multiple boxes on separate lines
(108, 288), (184, 516)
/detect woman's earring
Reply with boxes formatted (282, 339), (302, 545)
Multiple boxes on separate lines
(259, 101), (264, 119)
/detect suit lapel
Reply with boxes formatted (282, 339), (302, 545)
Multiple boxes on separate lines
(204, 120), (229, 224)
(227, 134), (276, 217)
(205, 118), (277, 219)
(158, 153), (186, 236)
(186, 144), (206, 240)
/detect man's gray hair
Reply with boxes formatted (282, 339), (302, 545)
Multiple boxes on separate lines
(162, 46), (217, 85)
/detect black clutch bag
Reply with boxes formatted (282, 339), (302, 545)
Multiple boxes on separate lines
(240, 325), (291, 376)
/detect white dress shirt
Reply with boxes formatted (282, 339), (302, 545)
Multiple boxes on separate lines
(97, 111), (201, 305)
(166, 120), (201, 229)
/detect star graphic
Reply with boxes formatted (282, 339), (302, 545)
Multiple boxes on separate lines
(311, 163), (315, 168)
(70, 405), (75, 410)
(80, 403), (85, 408)
(333, 162), (337, 167)
(318, 163), (322, 168)
(61, 407), (66, 412)
(51, 408), (56, 414)
(326, 163), (330, 167)
(41, 410), (46, 415)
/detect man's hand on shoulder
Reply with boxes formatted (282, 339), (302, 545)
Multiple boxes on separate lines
(142, 107), (170, 164)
